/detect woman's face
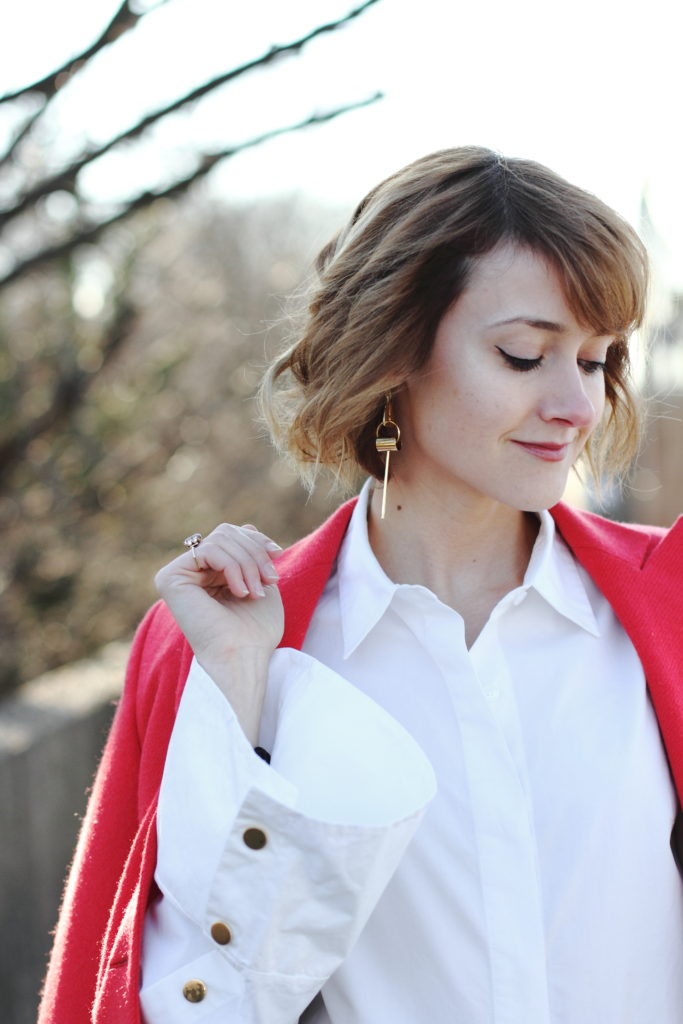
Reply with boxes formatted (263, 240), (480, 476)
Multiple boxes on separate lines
(396, 244), (612, 513)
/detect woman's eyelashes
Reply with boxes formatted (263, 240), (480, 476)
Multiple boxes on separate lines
(495, 346), (606, 375)
(577, 359), (607, 375)
(495, 346), (542, 372)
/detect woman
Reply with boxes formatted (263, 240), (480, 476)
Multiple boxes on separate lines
(39, 147), (683, 1024)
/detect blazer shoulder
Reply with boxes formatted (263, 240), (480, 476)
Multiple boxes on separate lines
(277, 498), (357, 579)
(123, 599), (193, 737)
(277, 497), (358, 650)
(551, 501), (674, 568)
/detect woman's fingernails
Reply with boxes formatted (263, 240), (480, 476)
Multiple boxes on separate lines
(266, 541), (283, 552)
(264, 562), (279, 580)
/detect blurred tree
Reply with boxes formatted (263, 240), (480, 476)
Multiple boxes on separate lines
(0, 195), (344, 693)
(0, 0), (380, 467)
(0, 0), (380, 289)
(0, 0), (382, 693)
(603, 195), (683, 526)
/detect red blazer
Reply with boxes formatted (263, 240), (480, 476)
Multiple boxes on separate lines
(38, 501), (683, 1024)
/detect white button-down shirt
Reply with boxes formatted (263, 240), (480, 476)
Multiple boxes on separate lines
(141, 483), (683, 1023)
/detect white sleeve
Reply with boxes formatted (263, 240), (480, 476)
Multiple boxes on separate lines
(139, 650), (436, 1024)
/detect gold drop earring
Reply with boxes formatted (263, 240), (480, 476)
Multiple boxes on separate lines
(375, 394), (401, 520)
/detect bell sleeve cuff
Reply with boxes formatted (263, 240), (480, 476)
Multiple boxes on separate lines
(140, 650), (435, 1023)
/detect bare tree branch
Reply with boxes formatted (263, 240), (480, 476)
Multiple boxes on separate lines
(0, 0), (380, 229)
(0, 102), (48, 170)
(0, 1), (171, 169)
(0, 92), (382, 292)
(0, 0), (170, 106)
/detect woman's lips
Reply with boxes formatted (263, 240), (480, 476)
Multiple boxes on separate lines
(512, 440), (571, 462)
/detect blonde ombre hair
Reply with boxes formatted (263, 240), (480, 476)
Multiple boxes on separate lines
(260, 147), (648, 492)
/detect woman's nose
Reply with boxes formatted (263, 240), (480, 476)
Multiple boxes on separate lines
(539, 366), (602, 429)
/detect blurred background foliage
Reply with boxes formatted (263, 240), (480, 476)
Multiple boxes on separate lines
(0, 0), (384, 696)
(0, 194), (344, 694)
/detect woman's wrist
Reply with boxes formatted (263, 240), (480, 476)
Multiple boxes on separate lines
(197, 645), (273, 746)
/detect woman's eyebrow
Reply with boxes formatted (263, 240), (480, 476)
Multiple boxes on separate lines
(489, 316), (565, 332)
(489, 316), (612, 340)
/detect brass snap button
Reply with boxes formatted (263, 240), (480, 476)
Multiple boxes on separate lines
(243, 827), (267, 850)
(182, 979), (207, 1003)
(210, 921), (232, 945)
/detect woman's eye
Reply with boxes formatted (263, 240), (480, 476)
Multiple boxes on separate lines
(578, 359), (607, 375)
(496, 346), (543, 372)
(496, 346), (607, 376)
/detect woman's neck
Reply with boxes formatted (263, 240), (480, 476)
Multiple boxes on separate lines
(367, 478), (539, 647)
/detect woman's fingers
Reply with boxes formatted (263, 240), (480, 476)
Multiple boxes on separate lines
(199, 548), (252, 597)
(158, 523), (282, 601)
(241, 523), (283, 557)
(208, 524), (281, 592)
(241, 524), (283, 554)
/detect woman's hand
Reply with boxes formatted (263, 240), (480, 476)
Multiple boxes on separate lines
(155, 523), (285, 744)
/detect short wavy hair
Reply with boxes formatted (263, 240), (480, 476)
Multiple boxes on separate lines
(260, 146), (649, 492)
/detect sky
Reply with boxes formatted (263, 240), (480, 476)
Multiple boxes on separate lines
(2, 0), (683, 288)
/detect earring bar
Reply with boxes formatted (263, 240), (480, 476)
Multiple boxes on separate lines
(375, 394), (401, 520)
(376, 437), (396, 519)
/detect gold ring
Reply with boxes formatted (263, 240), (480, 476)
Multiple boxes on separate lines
(183, 533), (203, 570)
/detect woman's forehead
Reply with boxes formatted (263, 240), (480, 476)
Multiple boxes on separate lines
(453, 246), (570, 320)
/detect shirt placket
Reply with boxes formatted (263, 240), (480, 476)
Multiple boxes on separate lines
(427, 603), (552, 1024)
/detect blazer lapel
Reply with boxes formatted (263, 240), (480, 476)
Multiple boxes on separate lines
(552, 504), (683, 800)
(277, 498), (357, 651)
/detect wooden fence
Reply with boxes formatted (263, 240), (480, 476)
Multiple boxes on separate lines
(0, 643), (126, 1024)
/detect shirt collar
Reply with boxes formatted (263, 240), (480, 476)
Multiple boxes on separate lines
(522, 510), (600, 638)
(337, 480), (398, 658)
(337, 483), (600, 658)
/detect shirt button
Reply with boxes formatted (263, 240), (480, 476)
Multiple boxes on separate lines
(243, 827), (267, 850)
(210, 921), (232, 945)
(182, 979), (207, 1003)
